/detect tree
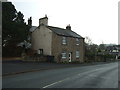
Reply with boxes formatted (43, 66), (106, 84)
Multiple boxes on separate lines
(99, 44), (106, 52)
(2, 2), (17, 46)
(85, 36), (92, 45)
(2, 2), (30, 57)
(84, 36), (99, 62)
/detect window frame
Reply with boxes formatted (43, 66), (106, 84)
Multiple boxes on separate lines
(61, 52), (67, 59)
(62, 36), (67, 45)
(76, 38), (80, 45)
(76, 51), (80, 58)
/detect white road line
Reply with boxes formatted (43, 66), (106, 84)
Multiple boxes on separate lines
(43, 68), (103, 88)
(43, 80), (63, 88)
(42, 67), (113, 88)
(42, 77), (70, 88)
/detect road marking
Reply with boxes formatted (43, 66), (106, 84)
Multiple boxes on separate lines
(43, 67), (116, 88)
(43, 77), (70, 88)
(43, 68), (104, 88)
(43, 80), (63, 88)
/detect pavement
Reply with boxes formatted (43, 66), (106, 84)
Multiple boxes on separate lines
(2, 60), (118, 76)
(2, 61), (118, 88)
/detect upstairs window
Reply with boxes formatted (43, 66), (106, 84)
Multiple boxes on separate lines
(76, 51), (80, 58)
(61, 52), (67, 59)
(62, 37), (67, 44)
(76, 38), (80, 45)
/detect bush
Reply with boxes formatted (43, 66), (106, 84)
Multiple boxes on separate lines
(3, 46), (23, 57)
(62, 61), (69, 64)
(71, 61), (80, 64)
(96, 54), (116, 62)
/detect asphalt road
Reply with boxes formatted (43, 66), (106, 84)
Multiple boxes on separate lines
(2, 62), (118, 88)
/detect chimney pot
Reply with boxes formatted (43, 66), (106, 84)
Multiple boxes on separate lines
(66, 24), (71, 30)
(28, 17), (32, 27)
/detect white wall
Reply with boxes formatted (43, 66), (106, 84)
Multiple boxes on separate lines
(31, 25), (52, 55)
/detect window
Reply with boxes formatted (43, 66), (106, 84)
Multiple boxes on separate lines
(62, 37), (67, 44)
(76, 38), (80, 45)
(37, 49), (43, 55)
(61, 52), (67, 59)
(76, 51), (80, 58)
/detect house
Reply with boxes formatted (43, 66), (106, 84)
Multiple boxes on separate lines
(29, 16), (85, 63)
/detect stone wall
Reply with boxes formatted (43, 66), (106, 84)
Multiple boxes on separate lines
(51, 32), (85, 63)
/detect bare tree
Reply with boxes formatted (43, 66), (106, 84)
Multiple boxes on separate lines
(85, 36), (93, 45)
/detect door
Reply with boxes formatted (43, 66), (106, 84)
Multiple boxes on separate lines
(69, 53), (72, 62)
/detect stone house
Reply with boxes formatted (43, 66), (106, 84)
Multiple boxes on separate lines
(30, 16), (85, 63)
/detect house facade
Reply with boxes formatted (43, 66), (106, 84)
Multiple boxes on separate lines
(30, 16), (85, 63)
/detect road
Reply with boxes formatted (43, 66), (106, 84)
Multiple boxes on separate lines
(2, 62), (118, 88)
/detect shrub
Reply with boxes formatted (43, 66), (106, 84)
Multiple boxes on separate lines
(62, 61), (69, 64)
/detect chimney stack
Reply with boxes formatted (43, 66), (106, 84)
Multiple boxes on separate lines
(28, 17), (32, 27)
(66, 24), (71, 30)
(39, 15), (48, 26)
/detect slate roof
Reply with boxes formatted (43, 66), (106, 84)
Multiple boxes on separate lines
(47, 26), (84, 39)
(30, 25), (84, 39)
(29, 26), (37, 32)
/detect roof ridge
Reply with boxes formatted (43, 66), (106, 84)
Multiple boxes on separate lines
(47, 25), (66, 30)
(46, 25), (84, 39)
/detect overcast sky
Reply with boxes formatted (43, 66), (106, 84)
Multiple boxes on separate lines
(9, 0), (119, 45)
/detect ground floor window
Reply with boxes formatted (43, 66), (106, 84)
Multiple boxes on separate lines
(61, 52), (67, 59)
(76, 51), (80, 58)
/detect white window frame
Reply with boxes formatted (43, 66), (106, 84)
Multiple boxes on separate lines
(76, 38), (80, 45)
(76, 51), (80, 58)
(62, 37), (67, 45)
(61, 52), (67, 59)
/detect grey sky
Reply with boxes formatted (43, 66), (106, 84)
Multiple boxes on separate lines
(9, 0), (119, 45)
